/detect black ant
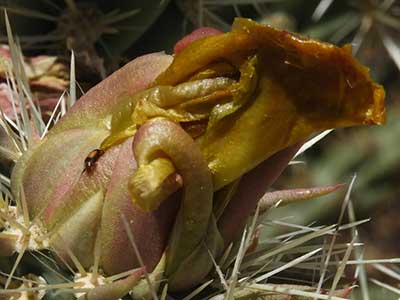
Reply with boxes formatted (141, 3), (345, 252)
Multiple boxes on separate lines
(83, 149), (104, 174)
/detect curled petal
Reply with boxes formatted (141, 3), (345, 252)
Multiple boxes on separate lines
(100, 138), (179, 275)
(129, 158), (182, 211)
(131, 77), (235, 126)
(132, 118), (214, 281)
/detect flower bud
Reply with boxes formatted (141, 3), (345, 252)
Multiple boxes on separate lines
(10, 18), (385, 293)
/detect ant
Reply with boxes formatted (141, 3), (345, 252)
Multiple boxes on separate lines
(83, 149), (104, 174)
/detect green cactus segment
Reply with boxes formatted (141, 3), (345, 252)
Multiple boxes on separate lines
(132, 119), (217, 289)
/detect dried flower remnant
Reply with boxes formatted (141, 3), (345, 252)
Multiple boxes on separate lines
(0, 45), (68, 120)
(150, 18), (385, 190)
(6, 18), (385, 296)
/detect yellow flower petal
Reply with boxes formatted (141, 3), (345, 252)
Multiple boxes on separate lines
(155, 18), (385, 189)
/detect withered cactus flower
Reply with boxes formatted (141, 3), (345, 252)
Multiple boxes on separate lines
(0, 45), (69, 120)
(8, 18), (385, 294)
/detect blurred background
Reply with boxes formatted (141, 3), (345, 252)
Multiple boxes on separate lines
(0, 0), (399, 298)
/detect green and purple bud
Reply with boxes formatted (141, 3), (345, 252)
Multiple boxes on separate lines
(8, 18), (385, 294)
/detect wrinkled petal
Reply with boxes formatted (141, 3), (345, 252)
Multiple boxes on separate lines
(174, 27), (223, 54)
(154, 18), (385, 190)
(132, 119), (214, 280)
